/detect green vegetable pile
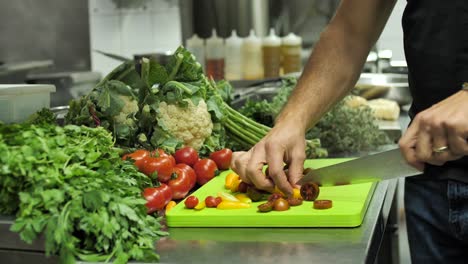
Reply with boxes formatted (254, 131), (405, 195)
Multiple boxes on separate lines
(66, 46), (326, 158)
(239, 78), (390, 154)
(0, 117), (166, 263)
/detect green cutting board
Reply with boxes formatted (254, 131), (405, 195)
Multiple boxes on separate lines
(166, 158), (376, 228)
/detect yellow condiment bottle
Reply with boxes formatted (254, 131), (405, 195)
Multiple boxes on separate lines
(281, 32), (302, 74)
(262, 28), (281, 78)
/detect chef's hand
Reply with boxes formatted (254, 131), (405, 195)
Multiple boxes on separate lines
(399, 90), (468, 170)
(231, 122), (307, 196)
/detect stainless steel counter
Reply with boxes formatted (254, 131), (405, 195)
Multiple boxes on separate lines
(0, 180), (397, 264)
(0, 179), (398, 264)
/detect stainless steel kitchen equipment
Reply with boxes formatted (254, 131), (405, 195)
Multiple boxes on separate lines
(298, 148), (420, 186)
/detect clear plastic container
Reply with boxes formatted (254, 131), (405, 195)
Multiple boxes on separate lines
(281, 32), (303, 74)
(262, 28), (281, 78)
(242, 29), (264, 80)
(186, 34), (206, 70)
(0, 84), (56, 123)
(205, 29), (225, 80)
(224, 30), (243, 80)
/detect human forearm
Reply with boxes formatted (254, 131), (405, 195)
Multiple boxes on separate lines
(276, 0), (397, 131)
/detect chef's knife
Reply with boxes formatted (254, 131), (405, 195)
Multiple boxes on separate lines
(298, 148), (421, 186)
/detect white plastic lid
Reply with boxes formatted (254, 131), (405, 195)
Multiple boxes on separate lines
(263, 28), (281, 46)
(244, 29), (261, 45)
(0, 84), (56, 95)
(226, 30), (243, 46)
(186, 33), (204, 47)
(282, 32), (302, 46)
(206, 29), (223, 46)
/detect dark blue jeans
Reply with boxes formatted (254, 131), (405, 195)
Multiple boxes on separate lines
(405, 176), (468, 263)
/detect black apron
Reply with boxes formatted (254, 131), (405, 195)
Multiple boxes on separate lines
(402, 0), (468, 181)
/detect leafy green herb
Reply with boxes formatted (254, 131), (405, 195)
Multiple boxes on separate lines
(0, 123), (166, 263)
(238, 78), (390, 154)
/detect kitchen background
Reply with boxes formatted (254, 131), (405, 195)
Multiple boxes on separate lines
(0, 0), (406, 76)
(0, 1), (411, 263)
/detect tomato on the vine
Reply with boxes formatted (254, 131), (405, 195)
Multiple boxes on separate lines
(140, 156), (174, 182)
(122, 149), (149, 171)
(168, 165), (196, 200)
(174, 147), (199, 167)
(194, 158), (219, 186)
(184, 195), (199, 209)
(151, 148), (176, 166)
(143, 183), (173, 214)
(209, 148), (233, 170)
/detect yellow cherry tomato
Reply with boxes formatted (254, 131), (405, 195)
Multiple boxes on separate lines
(229, 178), (241, 193)
(194, 201), (206, 210)
(234, 193), (252, 204)
(165, 200), (177, 213)
(216, 201), (251, 209)
(293, 188), (302, 199)
(218, 191), (240, 202)
(225, 172), (240, 189)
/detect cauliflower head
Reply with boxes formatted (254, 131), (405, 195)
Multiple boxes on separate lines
(157, 99), (213, 150)
(113, 95), (139, 126)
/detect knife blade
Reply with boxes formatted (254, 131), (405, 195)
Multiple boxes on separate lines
(298, 148), (421, 186)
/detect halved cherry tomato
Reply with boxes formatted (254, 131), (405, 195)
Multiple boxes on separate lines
(313, 200), (333, 209)
(143, 183), (173, 214)
(122, 149), (150, 171)
(168, 165), (196, 200)
(140, 156), (174, 182)
(300, 182), (320, 201)
(209, 148), (233, 170)
(174, 147), (199, 167)
(194, 158), (219, 185)
(184, 195), (199, 209)
(151, 148), (176, 166)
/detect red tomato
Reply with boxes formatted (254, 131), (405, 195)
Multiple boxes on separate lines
(168, 165), (196, 200)
(140, 156), (174, 183)
(151, 148), (176, 166)
(175, 163), (197, 187)
(122, 149), (150, 171)
(174, 147), (199, 167)
(184, 195), (199, 209)
(194, 158), (219, 186)
(143, 183), (173, 214)
(205, 196), (222, 208)
(209, 148), (233, 170)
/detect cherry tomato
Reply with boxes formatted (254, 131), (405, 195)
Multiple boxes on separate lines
(273, 198), (290, 211)
(122, 149), (149, 171)
(205, 196), (222, 208)
(313, 200), (333, 209)
(143, 183), (173, 214)
(209, 148), (233, 170)
(184, 195), (199, 209)
(300, 182), (320, 201)
(168, 165), (196, 200)
(174, 147), (199, 167)
(194, 159), (219, 186)
(151, 148), (176, 166)
(140, 156), (174, 183)
(238, 181), (250, 193)
(287, 197), (303, 206)
(257, 201), (274, 213)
